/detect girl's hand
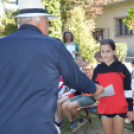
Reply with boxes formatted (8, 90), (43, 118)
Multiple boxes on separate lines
(58, 95), (62, 99)
(127, 111), (133, 122)
(72, 51), (77, 54)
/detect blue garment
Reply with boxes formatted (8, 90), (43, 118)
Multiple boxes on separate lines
(0, 24), (96, 134)
(131, 71), (133, 77)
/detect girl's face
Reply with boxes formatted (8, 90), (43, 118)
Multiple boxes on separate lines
(101, 44), (116, 64)
(65, 33), (71, 42)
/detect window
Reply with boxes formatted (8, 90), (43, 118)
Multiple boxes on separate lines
(93, 29), (103, 42)
(115, 18), (132, 36)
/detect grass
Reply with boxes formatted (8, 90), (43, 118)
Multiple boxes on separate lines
(60, 109), (134, 134)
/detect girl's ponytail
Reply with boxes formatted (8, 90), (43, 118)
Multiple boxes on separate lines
(114, 55), (118, 60)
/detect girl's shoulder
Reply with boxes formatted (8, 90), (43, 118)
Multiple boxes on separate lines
(115, 61), (127, 71)
(63, 42), (66, 45)
(94, 63), (103, 72)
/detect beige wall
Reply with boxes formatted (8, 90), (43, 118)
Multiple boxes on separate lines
(95, 1), (134, 58)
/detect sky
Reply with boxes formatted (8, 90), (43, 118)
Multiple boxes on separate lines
(0, 1), (4, 15)
(0, 0), (18, 16)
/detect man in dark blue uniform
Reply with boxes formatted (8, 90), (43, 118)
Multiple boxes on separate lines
(0, 0), (104, 134)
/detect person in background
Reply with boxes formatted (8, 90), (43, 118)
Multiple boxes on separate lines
(76, 56), (85, 70)
(55, 57), (84, 127)
(55, 85), (76, 128)
(93, 39), (133, 134)
(63, 31), (81, 61)
(94, 51), (102, 64)
(62, 62), (95, 130)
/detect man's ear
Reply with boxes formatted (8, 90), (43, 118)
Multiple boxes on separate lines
(40, 16), (44, 21)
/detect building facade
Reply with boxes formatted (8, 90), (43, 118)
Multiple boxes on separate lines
(94, 0), (134, 61)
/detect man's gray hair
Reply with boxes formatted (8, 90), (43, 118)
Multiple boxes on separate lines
(17, 17), (41, 25)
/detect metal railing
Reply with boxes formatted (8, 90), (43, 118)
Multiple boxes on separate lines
(114, 25), (133, 36)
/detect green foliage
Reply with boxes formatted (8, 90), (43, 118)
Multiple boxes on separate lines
(66, 7), (96, 63)
(115, 43), (127, 61)
(0, 0), (62, 39)
(0, 0), (18, 37)
(0, 9), (18, 37)
(123, 6), (134, 30)
(42, 0), (62, 39)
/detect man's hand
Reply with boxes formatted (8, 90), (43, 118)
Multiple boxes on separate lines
(94, 84), (104, 96)
(94, 95), (103, 101)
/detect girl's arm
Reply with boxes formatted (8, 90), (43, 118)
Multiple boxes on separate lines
(76, 51), (81, 56)
(123, 66), (133, 112)
(58, 85), (68, 95)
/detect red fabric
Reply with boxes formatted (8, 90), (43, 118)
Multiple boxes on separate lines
(82, 93), (93, 96)
(59, 76), (64, 88)
(67, 93), (75, 98)
(96, 72), (128, 114)
(63, 91), (75, 98)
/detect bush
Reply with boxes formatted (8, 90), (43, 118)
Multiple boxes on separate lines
(115, 43), (127, 61)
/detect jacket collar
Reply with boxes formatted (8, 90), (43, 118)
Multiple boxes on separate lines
(18, 24), (42, 34)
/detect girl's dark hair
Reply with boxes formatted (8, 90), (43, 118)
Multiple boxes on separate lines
(76, 56), (85, 61)
(100, 39), (118, 60)
(63, 31), (74, 43)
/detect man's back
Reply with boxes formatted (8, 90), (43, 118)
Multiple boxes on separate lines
(0, 25), (61, 134)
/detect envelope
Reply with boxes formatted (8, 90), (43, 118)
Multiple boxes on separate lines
(99, 84), (115, 97)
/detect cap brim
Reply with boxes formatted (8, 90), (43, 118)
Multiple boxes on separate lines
(13, 13), (57, 19)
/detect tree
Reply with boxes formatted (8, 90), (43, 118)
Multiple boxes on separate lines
(67, 7), (96, 63)
(0, 0), (62, 39)
(0, 0), (18, 37)
(0, 0), (121, 37)
(42, 0), (62, 39)
(115, 43), (127, 61)
(0, 0), (121, 38)
(123, 6), (134, 30)
(61, 0), (112, 63)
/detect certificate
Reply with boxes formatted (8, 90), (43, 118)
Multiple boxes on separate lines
(66, 45), (75, 58)
(99, 84), (115, 97)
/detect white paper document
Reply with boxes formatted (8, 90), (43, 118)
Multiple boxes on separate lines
(66, 45), (75, 58)
(99, 84), (115, 97)
(58, 82), (63, 88)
